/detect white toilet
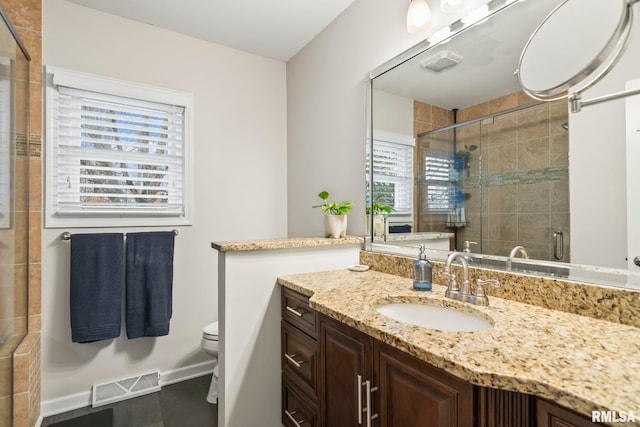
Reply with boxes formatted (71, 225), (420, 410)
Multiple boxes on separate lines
(201, 321), (219, 404)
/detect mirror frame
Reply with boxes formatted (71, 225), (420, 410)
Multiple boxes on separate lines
(364, 0), (640, 290)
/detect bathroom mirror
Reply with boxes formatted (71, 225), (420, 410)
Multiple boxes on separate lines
(366, 0), (640, 289)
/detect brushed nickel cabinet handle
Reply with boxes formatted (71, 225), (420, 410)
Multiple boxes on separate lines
(364, 381), (379, 427)
(284, 353), (304, 368)
(284, 409), (305, 426)
(286, 305), (304, 317)
(357, 375), (363, 425)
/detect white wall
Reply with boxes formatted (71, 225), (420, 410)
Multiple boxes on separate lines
(217, 244), (360, 427)
(41, 0), (287, 404)
(373, 89), (414, 137)
(286, 0), (492, 238)
(569, 18), (640, 268)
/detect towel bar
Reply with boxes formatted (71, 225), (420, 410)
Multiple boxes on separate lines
(61, 229), (179, 241)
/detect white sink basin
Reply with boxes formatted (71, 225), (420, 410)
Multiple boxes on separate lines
(375, 303), (493, 332)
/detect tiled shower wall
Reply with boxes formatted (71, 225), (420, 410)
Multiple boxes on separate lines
(414, 92), (570, 262)
(1, 0), (42, 426)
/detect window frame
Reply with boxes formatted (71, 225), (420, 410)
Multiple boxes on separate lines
(44, 66), (194, 228)
(368, 130), (415, 224)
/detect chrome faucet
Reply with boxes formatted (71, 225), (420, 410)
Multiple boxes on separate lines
(507, 245), (529, 269)
(441, 252), (472, 302)
(509, 245), (529, 259)
(440, 252), (500, 305)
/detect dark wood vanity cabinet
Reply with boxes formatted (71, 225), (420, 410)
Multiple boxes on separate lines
(319, 314), (474, 427)
(281, 288), (319, 427)
(281, 287), (603, 427)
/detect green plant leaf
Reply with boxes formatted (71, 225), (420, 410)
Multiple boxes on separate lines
(312, 190), (352, 214)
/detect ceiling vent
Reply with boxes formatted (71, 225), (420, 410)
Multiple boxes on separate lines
(420, 51), (463, 72)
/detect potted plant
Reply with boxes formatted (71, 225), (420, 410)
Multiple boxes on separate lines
(366, 194), (394, 237)
(455, 144), (478, 176)
(313, 190), (353, 238)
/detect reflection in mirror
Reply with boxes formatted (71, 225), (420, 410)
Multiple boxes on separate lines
(366, 0), (640, 289)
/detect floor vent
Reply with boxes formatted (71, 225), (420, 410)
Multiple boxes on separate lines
(92, 370), (161, 408)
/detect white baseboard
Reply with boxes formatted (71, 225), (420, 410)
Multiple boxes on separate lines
(39, 361), (215, 421)
(39, 390), (92, 421)
(160, 360), (214, 386)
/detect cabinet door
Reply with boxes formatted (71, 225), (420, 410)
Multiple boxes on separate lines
(537, 399), (601, 427)
(375, 341), (474, 427)
(319, 314), (373, 427)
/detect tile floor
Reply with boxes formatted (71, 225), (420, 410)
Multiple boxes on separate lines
(41, 375), (217, 427)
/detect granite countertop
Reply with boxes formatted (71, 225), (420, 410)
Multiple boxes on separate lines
(375, 231), (453, 242)
(277, 269), (640, 426)
(211, 236), (363, 252)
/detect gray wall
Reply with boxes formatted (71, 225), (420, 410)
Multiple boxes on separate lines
(286, 0), (489, 238)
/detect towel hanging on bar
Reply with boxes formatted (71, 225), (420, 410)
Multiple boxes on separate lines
(61, 229), (179, 241)
(125, 231), (176, 339)
(70, 233), (124, 343)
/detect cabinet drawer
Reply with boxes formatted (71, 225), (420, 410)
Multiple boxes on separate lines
(283, 373), (319, 427)
(282, 288), (317, 338)
(282, 321), (318, 398)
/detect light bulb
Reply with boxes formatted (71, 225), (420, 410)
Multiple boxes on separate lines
(407, 0), (433, 34)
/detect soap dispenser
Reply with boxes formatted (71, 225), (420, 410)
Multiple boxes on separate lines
(413, 244), (432, 291)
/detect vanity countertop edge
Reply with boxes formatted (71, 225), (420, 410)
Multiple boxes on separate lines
(211, 236), (364, 252)
(277, 268), (640, 426)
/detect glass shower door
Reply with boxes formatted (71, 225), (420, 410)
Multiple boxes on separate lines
(0, 7), (30, 425)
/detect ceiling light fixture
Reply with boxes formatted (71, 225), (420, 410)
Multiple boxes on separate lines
(407, 0), (433, 34)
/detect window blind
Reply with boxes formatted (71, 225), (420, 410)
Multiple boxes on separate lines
(367, 140), (414, 216)
(425, 152), (455, 213)
(52, 85), (186, 217)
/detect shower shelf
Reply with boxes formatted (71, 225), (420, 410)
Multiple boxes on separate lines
(446, 221), (468, 228)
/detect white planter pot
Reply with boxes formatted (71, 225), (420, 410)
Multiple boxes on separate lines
(325, 214), (347, 238)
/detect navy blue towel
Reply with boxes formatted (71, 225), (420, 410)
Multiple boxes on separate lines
(125, 231), (175, 339)
(70, 233), (124, 343)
